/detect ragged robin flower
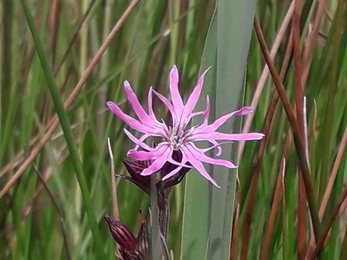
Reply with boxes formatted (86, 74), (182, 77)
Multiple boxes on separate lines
(107, 66), (263, 187)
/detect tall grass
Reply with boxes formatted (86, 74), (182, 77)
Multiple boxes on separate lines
(0, 0), (346, 259)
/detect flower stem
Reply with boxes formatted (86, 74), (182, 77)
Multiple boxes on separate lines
(151, 174), (161, 260)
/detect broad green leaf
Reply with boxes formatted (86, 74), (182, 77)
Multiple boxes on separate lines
(180, 0), (257, 259)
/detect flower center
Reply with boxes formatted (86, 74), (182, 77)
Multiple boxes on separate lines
(165, 125), (194, 150)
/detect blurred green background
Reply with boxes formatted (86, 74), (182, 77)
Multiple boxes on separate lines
(1, 0), (347, 259)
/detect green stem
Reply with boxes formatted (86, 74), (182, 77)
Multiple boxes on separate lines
(96, 0), (113, 141)
(151, 174), (161, 260)
(21, 0), (106, 258)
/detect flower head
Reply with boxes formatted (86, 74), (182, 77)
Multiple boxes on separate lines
(107, 65), (263, 187)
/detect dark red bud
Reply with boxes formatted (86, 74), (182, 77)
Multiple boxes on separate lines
(123, 159), (149, 176)
(104, 215), (137, 252)
(122, 160), (151, 194)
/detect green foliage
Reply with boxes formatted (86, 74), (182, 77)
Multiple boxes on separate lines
(1, 0), (347, 259)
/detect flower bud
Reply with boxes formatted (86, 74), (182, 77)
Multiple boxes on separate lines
(122, 160), (151, 194)
(104, 215), (137, 252)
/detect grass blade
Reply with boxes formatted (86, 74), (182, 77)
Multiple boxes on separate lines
(20, 0), (106, 258)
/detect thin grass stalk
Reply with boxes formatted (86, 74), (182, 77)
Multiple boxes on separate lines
(80, 0), (89, 75)
(301, 0), (327, 85)
(78, 1), (93, 146)
(254, 16), (321, 240)
(293, 0), (305, 174)
(238, 0), (294, 162)
(339, 216), (347, 260)
(297, 173), (307, 259)
(168, 0), (180, 64)
(48, 0), (60, 65)
(107, 138), (120, 256)
(0, 0), (14, 164)
(240, 24), (293, 260)
(230, 203), (240, 260)
(281, 159), (288, 260)
(240, 92), (274, 259)
(20, 0), (106, 257)
(136, 1), (167, 95)
(293, 1), (307, 258)
(0, 0), (140, 199)
(0, 0), (13, 118)
(309, 100), (317, 185)
(308, 187), (347, 260)
(53, 0), (97, 75)
(232, 171), (245, 260)
(31, 163), (72, 260)
(96, 0), (113, 141)
(319, 0), (344, 202)
(33, 152), (69, 199)
(319, 127), (347, 219)
(260, 159), (284, 260)
(107, 139), (119, 220)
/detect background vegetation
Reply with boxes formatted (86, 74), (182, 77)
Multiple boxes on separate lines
(0, 0), (346, 259)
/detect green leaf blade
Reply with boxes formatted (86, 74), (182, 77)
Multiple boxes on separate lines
(180, 0), (257, 259)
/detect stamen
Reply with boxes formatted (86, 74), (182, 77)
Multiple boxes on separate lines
(163, 123), (196, 151)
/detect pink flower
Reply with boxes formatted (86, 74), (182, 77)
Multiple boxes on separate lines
(107, 66), (263, 187)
